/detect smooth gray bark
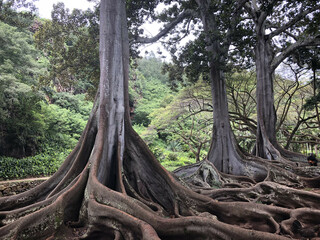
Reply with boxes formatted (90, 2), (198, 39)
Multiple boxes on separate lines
(195, 0), (243, 174)
(254, 21), (279, 160)
(96, 0), (126, 188)
(246, 0), (320, 161)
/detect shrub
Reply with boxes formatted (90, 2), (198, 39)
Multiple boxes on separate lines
(167, 153), (178, 161)
(40, 96), (91, 150)
(0, 149), (70, 180)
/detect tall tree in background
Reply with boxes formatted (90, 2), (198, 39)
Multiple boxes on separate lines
(194, 0), (248, 173)
(162, 0), (256, 174)
(0, 0), (35, 28)
(159, 0), (319, 180)
(245, 0), (320, 161)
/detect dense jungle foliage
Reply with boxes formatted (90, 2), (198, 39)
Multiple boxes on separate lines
(0, 1), (319, 179)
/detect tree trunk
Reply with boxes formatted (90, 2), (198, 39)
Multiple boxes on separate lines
(313, 67), (320, 128)
(255, 28), (279, 160)
(254, 16), (306, 163)
(96, 0), (126, 190)
(196, 0), (243, 175)
(207, 64), (244, 174)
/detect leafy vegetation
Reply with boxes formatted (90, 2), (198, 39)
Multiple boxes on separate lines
(0, 11), (92, 178)
(130, 56), (173, 126)
(34, 2), (99, 99)
(0, 150), (67, 180)
(0, 20), (47, 157)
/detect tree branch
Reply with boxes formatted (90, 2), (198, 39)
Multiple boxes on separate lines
(133, 9), (194, 44)
(244, 2), (256, 19)
(244, 1), (268, 29)
(223, 0), (249, 49)
(269, 4), (320, 39)
(271, 37), (320, 72)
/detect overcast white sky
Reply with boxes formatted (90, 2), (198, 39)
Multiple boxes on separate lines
(35, 0), (95, 19)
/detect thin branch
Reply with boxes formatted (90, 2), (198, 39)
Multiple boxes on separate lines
(223, 0), (249, 47)
(269, 4), (320, 39)
(244, 2), (255, 19)
(133, 9), (194, 44)
(283, 30), (298, 41)
(252, 0), (259, 12)
(271, 37), (320, 72)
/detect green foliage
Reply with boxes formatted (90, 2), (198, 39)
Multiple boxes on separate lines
(0, 91), (91, 158)
(133, 124), (196, 171)
(0, 82), (45, 157)
(163, 34), (210, 87)
(304, 93), (320, 111)
(40, 93), (92, 150)
(136, 55), (169, 84)
(150, 138), (195, 171)
(0, 0), (36, 29)
(0, 149), (69, 180)
(0, 6), (94, 177)
(0, 21), (91, 156)
(0, 21), (48, 157)
(167, 152), (178, 161)
(130, 56), (173, 126)
(0, 21), (46, 85)
(130, 56), (200, 170)
(149, 79), (212, 161)
(0, 89), (91, 177)
(160, 151), (194, 172)
(51, 92), (93, 117)
(34, 3), (99, 99)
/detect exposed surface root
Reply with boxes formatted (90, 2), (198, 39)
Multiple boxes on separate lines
(1, 120), (320, 239)
(175, 158), (320, 189)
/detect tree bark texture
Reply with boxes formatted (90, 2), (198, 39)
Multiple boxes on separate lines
(193, 0), (298, 180)
(255, 22), (279, 160)
(1, 1), (320, 239)
(195, 0), (244, 175)
(250, 1), (309, 163)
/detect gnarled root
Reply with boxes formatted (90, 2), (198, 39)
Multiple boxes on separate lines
(1, 124), (320, 239)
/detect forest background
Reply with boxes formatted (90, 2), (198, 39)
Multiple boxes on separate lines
(0, 0), (319, 180)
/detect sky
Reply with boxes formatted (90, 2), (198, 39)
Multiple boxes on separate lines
(35, 0), (95, 19)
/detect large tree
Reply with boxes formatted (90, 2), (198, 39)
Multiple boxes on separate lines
(194, 0), (248, 173)
(161, 0), (255, 174)
(154, 0), (320, 186)
(2, 1), (320, 239)
(244, 0), (320, 161)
